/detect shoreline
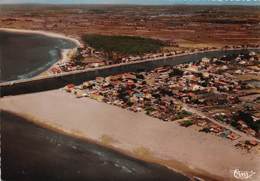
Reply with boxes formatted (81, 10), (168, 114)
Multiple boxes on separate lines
(2, 110), (190, 181)
(1, 90), (259, 181)
(0, 28), (83, 79)
(0, 28), (82, 47)
(1, 109), (198, 180)
(37, 47), (76, 77)
(0, 109), (218, 181)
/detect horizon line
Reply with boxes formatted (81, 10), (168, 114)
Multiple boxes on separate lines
(0, 2), (259, 6)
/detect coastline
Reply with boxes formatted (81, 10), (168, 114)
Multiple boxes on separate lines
(1, 90), (259, 181)
(0, 103), (215, 181)
(37, 48), (75, 77)
(1, 110), (192, 181)
(1, 28), (259, 180)
(0, 28), (82, 47)
(0, 28), (82, 78)
(2, 110), (190, 181)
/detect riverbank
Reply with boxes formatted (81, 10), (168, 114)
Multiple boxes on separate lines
(1, 90), (259, 181)
(2, 48), (259, 96)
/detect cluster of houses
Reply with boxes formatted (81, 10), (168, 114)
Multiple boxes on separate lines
(166, 52), (259, 138)
(48, 43), (259, 75)
(63, 51), (259, 149)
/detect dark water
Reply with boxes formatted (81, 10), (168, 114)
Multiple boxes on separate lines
(1, 111), (190, 181)
(0, 31), (76, 82)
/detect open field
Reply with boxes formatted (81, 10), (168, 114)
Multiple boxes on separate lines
(1, 5), (259, 48)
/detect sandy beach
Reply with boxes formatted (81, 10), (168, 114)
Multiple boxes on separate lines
(0, 28), (82, 47)
(2, 111), (189, 181)
(0, 28), (82, 79)
(37, 48), (76, 77)
(1, 90), (259, 181)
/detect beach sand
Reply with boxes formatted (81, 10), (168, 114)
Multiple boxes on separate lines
(0, 28), (82, 79)
(0, 28), (82, 47)
(1, 90), (259, 181)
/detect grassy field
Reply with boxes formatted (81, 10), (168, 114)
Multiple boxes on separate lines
(82, 34), (165, 56)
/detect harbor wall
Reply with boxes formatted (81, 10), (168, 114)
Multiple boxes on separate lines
(1, 49), (259, 96)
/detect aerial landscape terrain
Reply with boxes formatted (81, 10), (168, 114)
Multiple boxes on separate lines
(0, 1), (260, 181)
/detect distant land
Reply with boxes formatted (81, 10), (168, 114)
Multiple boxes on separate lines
(0, 0), (259, 6)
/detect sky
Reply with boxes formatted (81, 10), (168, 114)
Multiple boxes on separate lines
(0, 0), (259, 5)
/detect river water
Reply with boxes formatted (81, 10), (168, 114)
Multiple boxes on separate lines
(1, 111), (190, 181)
(0, 31), (76, 82)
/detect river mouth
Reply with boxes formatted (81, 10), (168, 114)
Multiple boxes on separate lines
(1, 111), (189, 181)
(0, 30), (77, 82)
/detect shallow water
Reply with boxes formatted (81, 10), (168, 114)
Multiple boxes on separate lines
(0, 31), (76, 82)
(1, 111), (190, 181)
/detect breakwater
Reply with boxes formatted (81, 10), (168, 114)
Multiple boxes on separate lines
(1, 48), (259, 97)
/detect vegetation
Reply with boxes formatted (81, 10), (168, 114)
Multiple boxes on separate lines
(88, 9), (108, 14)
(231, 120), (239, 128)
(169, 68), (184, 77)
(145, 106), (156, 115)
(199, 127), (211, 133)
(175, 110), (192, 119)
(180, 120), (193, 127)
(237, 111), (259, 133)
(82, 34), (165, 56)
